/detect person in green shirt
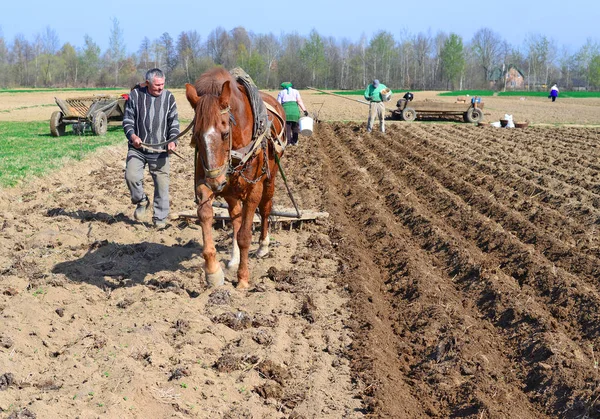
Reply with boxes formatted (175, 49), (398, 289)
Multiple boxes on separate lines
(277, 82), (309, 145)
(364, 79), (390, 133)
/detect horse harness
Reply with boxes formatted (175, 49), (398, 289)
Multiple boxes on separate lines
(137, 71), (285, 199)
(198, 100), (284, 184)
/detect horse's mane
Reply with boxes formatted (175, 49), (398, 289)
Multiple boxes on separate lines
(194, 67), (243, 129)
(194, 67), (234, 95)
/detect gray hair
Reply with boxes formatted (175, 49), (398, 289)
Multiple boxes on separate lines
(145, 68), (165, 83)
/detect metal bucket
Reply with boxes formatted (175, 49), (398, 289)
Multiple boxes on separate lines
(299, 116), (313, 136)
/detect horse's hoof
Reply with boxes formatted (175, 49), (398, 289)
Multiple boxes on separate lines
(256, 246), (269, 258)
(236, 280), (250, 290)
(205, 269), (225, 287)
(226, 260), (239, 270)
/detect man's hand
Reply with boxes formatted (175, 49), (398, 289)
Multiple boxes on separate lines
(304, 110), (309, 116)
(131, 135), (142, 149)
(167, 141), (177, 153)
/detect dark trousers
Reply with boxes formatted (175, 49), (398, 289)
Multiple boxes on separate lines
(285, 121), (299, 145)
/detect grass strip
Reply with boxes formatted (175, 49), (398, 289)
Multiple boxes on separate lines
(0, 121), (124, 188)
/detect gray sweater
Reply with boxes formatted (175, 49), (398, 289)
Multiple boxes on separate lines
(123, 85), (180, 154)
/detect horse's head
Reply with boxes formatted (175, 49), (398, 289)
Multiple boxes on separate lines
(186, 80), (233, 193)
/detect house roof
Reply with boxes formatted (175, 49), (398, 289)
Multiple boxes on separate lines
(488, 65), (525, 81)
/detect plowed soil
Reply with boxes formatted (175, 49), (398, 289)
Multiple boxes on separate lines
(1, 91), (600, 418)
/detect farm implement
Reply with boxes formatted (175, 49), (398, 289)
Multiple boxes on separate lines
(307, 87), (485, 123)
(391, 96), (485, 123)
(50, 94), (128, 136)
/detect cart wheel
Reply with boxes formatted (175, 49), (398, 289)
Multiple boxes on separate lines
(50, 111), (66, 137)
(401, 107), (416, 122)
(92, 111), (108, 136)
(465, 107), (483, 123)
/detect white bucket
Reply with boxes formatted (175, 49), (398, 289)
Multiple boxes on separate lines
(380, 88), (392, 102)
(298, 116), (313, 136)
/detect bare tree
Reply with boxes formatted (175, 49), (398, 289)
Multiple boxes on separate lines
(160, 32), (177, 78)
(256, 33), (280, 88)
(471, 28), (502, 86)
(431, 31), (448, 89)
(38, 26), (60, 86)
(231, 26), (252, 67)
(525, 33), (553, 89)
(108, 17), (126, 85)
(151, 39), (165, 70)
(138, 37), (151, 70)
(277, 33), (305, 86)
(413, 32), (432, 90)
(0, 31), (8, 87)
(9, 35), (32, 86)
(206, 27), (231, 66)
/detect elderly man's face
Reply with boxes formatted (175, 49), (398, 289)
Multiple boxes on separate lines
(148, 77), (165, 97)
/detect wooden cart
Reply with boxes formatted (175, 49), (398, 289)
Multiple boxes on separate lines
(50, 94), (128, 136)
(391, 97), (485, 123)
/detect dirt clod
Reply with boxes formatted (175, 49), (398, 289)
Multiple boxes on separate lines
(0, 372), (15, 390)
(257, 360), (290, 385)
(7, 408), (36, 419)
(254, 381), (283, 400)
(207, 288), (232, 305)
(300, 296), (317, 323)
(212, 311), (253, 330)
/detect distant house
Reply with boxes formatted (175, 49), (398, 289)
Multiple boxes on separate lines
(488, 65), (525, 90)
(571, 77), (587, 91)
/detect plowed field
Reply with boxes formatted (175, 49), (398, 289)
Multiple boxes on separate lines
(1, 91), (600, 418)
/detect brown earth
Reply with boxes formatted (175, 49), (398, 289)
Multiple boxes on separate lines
(1, 90), (600, 418)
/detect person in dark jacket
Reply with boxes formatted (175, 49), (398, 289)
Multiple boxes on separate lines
(123, 68), (180, 229)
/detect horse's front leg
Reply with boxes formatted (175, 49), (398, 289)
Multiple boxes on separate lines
(256, 193), (274, 259)
(236, 200), (260, 289)
(224, 197), (242, 269)
(197, 186), (224, 287)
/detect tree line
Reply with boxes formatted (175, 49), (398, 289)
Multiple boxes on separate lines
(1, 19), (599, 91)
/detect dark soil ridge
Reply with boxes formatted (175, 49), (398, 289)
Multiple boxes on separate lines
(307, 122), (600, 418)
(416, 125), (600, 256)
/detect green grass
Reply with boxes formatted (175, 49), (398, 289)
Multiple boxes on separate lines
(312, 88), (600, 98)
(497, 90), (600, 98)
(330, 89), (422, 96)
(439, 90), (600, 98)
(0, 121), (124, 188)
(0, 87), (127, 94)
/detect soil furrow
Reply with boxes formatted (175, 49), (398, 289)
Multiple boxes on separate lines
(324, 123), (600, 416)
(319, 123), (563, 417)
(386, 126), (600, 282)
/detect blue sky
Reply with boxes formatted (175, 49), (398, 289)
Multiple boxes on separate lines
(2, 0), (597, 54)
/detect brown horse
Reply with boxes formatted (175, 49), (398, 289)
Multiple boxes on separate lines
(185, 67), (286, 289)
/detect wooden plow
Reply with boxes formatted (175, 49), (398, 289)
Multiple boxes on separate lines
(173, 201), (329, 231)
